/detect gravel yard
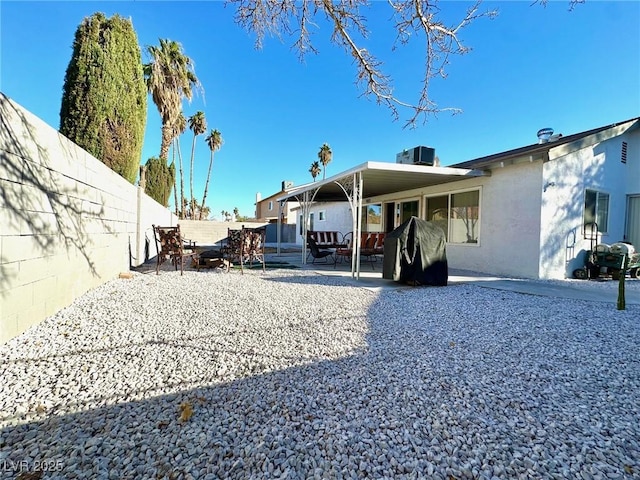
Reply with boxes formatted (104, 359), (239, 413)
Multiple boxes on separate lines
(1, 269), (639, 479)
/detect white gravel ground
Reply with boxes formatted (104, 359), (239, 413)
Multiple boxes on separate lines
(1, 269), (639, 480)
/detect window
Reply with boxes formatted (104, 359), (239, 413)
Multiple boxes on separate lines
(298, 213), (315, 235)
(425, 189), (480, 243)
(584, 189), (609, 234)
(425, 196), (448, 240)
(268, 201), (273, 211)
(400, 200), (419, 224)
(318, 211), (326, 221)
(361, 204), (382, 231)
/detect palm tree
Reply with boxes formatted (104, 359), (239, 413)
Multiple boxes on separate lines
(172, 112), (188, 218)
(309, 161), (321, 182)
(200, 129), (223, 220)
(170, 135), (178, 216)
(318, 143), (332, 180)
(144, 39), (200, 163)
(188, 111), (207, 218)
(233, 207), (239, 221)
(169, 113), (184, 216)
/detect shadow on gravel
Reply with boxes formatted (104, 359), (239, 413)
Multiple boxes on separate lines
(1, 276), (639, 479)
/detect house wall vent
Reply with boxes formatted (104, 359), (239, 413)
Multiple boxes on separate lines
(622, 141), (628, 164)
(537, 128), (554, 144)
(396, 146), (435, 166)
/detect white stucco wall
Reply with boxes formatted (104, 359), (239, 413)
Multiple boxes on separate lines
(364, 161), (544, 279)
(541, 126), (640, 279)
(294, 202), (353, 245)
(623, 129), (640, 247)
(445, 162), (544, 278)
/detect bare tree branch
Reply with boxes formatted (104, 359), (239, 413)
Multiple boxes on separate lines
(535, 0), (585, 11)
(229, 0), (591, 127)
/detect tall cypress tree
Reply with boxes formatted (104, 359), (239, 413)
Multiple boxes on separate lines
(60, 12), (146, 184)
(144, 157), (174, 207)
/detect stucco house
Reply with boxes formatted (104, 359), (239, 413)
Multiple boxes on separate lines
(282, 118), (639, 280)
(255, 181), (299, 224)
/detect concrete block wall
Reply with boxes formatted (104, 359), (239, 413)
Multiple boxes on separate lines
(178, 220), (268, 247)
(0, 93), (176, 344)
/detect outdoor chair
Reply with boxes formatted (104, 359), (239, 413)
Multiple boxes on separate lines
(335, 232), (353, 267)
(361, 231), (385, 259)
(152, 224), (198, 275)
(242, 227), (266, 273)
(308, 237), (335, 264)
(334, 232), (382, 270)
(223, 227), (266, 273)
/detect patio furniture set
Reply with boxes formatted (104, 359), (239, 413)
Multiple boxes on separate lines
(306, 230), (386, 269)
(152, 225), (266, 275)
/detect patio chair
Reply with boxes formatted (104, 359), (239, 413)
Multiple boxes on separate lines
(152, 224), (198, 275)
(335, 232), (353, 267)
(242, 227), (266, 273)
(223, 227), (266, 273)
(334, 232), (379, 270)
(223, 228), (243, 271)
(308, 237), (335, 264)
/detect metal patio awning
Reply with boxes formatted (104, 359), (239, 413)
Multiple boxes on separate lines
(277, 161), (489, 204)
(274, 161), (489, 279)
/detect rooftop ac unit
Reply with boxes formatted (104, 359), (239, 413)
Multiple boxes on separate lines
(396, 146), (435, 166)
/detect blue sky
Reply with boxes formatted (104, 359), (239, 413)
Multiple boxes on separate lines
(1, 1), (639, 219)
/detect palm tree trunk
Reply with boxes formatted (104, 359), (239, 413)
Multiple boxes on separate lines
(200, 151), (214, 220)
(177, 139), (186, 219)
(189, 135), (196, 219)
(160, 123), (173, 163)
(171, 138), (179, 217)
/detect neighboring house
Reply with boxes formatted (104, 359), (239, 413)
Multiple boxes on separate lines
(285, 118), (640, 280)
(292, 201), (354, 245)
(255, 181), (299, 224)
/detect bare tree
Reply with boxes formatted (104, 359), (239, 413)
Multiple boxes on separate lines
(230, 0), (499, 127)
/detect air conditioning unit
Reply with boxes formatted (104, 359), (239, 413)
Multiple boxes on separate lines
(396, 146), (435, 166)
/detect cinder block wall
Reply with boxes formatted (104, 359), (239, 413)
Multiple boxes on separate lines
(179, 220), (268, 247)
(0, 93), (176, 343)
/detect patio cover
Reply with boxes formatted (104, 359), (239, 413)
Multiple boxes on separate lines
(275, 161), (489, 279)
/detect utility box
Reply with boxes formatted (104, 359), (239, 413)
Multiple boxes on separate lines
(396, 146), (435, 166)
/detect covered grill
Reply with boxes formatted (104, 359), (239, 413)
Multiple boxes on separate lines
(383, 216), (448, 286)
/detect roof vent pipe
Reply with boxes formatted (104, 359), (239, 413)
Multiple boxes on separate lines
(537, 128), (554, 144)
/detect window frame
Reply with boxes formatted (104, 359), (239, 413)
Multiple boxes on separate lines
(583, 188), (609, 235)
(424, 187), (481, 245)
(395, 198), (421, 228)
(362, 203), (383, 232)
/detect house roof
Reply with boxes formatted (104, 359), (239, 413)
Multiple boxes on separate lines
(452, 117), (640, 170)
(256, 188), (300, 205)
(276, 117), (639, 204)
(277, 162), (490, 203)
